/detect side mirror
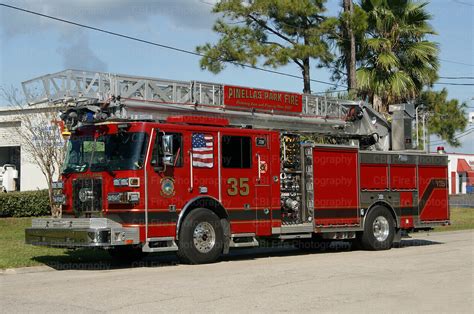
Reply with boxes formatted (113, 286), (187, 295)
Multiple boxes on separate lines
(162, 134), (174, 166)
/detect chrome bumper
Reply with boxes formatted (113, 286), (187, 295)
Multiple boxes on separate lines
(25, 218), (140, 248)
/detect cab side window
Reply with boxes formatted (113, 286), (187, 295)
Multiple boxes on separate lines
(152, 132), (183, 167)
(222, 135), (251, 168)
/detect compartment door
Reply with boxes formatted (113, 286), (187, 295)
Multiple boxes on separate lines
(312, 147), (360, 226)
(254, 135), (272, 236)
(418, 166), (449, 222)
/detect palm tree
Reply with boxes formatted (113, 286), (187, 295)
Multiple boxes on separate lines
(356, 0), (439, 112)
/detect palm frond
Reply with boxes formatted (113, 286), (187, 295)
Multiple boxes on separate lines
(376, 51), (399, 70)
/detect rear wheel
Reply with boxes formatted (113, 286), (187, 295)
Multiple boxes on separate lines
(359, 206), (395, 250)
(177, 208), (223, 264)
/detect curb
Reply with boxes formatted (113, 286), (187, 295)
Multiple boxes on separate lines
(0, 265), (54, 275)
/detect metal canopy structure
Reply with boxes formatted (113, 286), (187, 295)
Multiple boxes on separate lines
(22, 69), (390, 149)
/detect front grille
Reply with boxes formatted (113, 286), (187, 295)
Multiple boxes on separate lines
(72, 178), (102, 214)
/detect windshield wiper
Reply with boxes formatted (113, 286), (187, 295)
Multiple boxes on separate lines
(91, 164), (116, 177)
(62, 167), (74, 174)
(62, 164), (87, 174)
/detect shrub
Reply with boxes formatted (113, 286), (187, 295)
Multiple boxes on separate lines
(0, 190), (50, 217)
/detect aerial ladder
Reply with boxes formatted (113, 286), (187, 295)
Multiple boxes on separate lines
(22, 69), (390, 150)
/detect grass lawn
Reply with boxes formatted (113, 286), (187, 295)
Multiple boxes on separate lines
(0, 207), (472, 269)
(0, 217), (111, 269)
(433, 207), (474, 232)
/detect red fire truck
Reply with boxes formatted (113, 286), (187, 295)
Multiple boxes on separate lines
(24, 70), (449, 264)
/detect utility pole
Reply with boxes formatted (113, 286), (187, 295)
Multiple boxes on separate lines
(415, 105), (423, 150)
(422, 112), (431, 153)
(343, 0), (357, 92)
(422, 113), (426, 152)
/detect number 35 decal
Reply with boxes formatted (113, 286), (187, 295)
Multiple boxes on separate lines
(227, 178), (249, 196)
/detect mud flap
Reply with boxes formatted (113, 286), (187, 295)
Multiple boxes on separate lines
(393, 229), (402, 244)
(221, 218), (231, 254)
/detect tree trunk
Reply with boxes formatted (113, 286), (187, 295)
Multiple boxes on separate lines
(372, 94), (384, 113)
(343, 0), (357, 91)
(302, 57), (311, 94)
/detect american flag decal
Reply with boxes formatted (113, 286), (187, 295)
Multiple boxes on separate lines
(192, 133), (214, 168)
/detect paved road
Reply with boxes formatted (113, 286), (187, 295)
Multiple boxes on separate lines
(1, 231), (473, 313)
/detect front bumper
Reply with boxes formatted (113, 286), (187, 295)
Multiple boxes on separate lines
(25, 218), (140, 248)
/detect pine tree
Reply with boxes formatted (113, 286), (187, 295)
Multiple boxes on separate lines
(417, 89), (468, 147)
(196, 0), (337, 93)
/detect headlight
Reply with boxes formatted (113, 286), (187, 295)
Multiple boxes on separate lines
(107, 192), (140, 204)
(128, 178), (140, 187)
(52, 181), (64, 189)
(52, 194), (66, 204)
(113, 177), (140, 187)
(127, 192), (140, 203)
(107, 193), (122, 204)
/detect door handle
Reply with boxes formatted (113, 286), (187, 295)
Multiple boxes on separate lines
(257, 153), (261, 182)
(189, 151), (193, 192)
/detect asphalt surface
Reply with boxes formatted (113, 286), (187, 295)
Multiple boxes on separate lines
(1, 231), (473, 313)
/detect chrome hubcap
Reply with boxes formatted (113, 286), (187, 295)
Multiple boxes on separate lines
(193, 222), (216, 253)
(372, 216), (390, 242)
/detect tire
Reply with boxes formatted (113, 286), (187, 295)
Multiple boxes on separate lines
(108, 245), (147, 262)
(177, 208), (223, 264)
(359, 206), (395, 250)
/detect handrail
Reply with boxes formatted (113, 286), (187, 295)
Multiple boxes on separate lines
(189, 151), (194, 192)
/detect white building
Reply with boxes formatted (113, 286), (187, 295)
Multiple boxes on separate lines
(0, 106), (62, 191)
(447, 152), (474, 195)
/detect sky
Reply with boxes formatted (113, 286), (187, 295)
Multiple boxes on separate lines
(0, 0), (473, 153)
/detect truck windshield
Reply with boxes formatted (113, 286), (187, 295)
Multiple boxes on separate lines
(63, 132), (148, 173)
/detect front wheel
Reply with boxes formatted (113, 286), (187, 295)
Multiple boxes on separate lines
(177, 208), (224, 264)
(359, 206), (395, 250)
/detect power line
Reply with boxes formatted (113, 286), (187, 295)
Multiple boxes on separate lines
(452, 0), (474, 7)
(0, 3), (345, 90)
(439, 76), (474, 80)
(434, 82), (474, 86)
(430, 128), (474, 145)
(439, 58), (474, 67)
(430, 127), (474, 144)
(312, 89), (348, 94)
(455, 127), (474, 136)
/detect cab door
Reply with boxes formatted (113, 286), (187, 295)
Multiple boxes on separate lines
(147, 128), (190, 238)
(220, 133), (256, 234)
(187, 130), (219, 202)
